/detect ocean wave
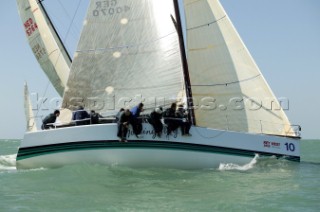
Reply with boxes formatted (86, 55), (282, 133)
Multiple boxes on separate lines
(1, 139), (20, 143)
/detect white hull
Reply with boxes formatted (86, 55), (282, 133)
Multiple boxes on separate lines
(16, 124), (300, 169)
(17, 149), (253, 169)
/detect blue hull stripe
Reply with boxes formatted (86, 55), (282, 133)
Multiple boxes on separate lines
(17, 140), (300, 162)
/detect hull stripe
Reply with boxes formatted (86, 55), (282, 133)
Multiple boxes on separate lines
(16, 140), (300, 162)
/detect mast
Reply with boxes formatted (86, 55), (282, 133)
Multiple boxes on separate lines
(37, 0), (72, 62)
(172, 0), (196, 125)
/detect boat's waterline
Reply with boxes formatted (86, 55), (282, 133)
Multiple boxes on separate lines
(16, 124), (300, 169)
(16, 144), (255, 169)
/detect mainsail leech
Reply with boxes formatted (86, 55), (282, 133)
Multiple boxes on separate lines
(183, 0), (293, 136)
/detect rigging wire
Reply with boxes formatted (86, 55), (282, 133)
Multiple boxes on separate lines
(35, 0), (84, 120)
(42, 0), (84, 55)
(58, 0), (83, 55)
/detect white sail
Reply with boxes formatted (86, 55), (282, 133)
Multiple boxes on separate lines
(24, 82), (37, 132)
(16, 0), (71, 96)
(183, 0), (293, 136)
(62, 0), (185, 113)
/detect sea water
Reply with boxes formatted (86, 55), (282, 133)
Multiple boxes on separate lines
(0, 139), (319, 211)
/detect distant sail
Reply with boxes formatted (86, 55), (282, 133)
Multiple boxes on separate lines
(62, 0), (185, 113)
(24, 82), (37, 132)
(183, 0), (293, 136)
(16, 0), (71, 96)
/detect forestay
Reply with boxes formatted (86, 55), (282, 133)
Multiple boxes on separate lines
(183, 0), (293, 136)
(17, 0), (71, 96)
(62, 0), (185, 114)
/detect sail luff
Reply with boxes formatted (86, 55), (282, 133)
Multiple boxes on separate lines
(16, 0), (71, 96)
(172, 0), (196, 125)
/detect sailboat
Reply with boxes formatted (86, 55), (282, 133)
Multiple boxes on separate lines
(16, 0), (301, 169)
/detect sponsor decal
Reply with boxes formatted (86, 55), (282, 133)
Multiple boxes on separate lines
(263, 141), (280, 149)
(264, 141), (271, 148)
(271, 142), (280, 148)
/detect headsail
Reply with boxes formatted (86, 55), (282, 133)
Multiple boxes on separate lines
(16, 0), (71, 96)
(24, 82), (37, 132)
(62, 0), (185, 113)
(183, 0), (293, 136)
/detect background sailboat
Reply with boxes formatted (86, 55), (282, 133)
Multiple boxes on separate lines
(24, 82), (37, 132)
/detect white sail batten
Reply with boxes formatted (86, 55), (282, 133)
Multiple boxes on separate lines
(24, 83), (37, 132)
(17, 0), (71, 96)
(183, 0), (293, 136)
(62, 0), (185, 113)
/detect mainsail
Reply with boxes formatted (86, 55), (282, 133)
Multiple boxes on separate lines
(62, 0), (185, 113)
(17, 0), (71, 96)
(183, 0), (293, 136)
(24, 82), (37, 132)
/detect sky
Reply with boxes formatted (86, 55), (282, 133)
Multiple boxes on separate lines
(0, 0), (319, 139)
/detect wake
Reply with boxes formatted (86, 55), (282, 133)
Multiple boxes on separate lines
(0, 154), (17, 171)
(218, 154), (259, 171)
